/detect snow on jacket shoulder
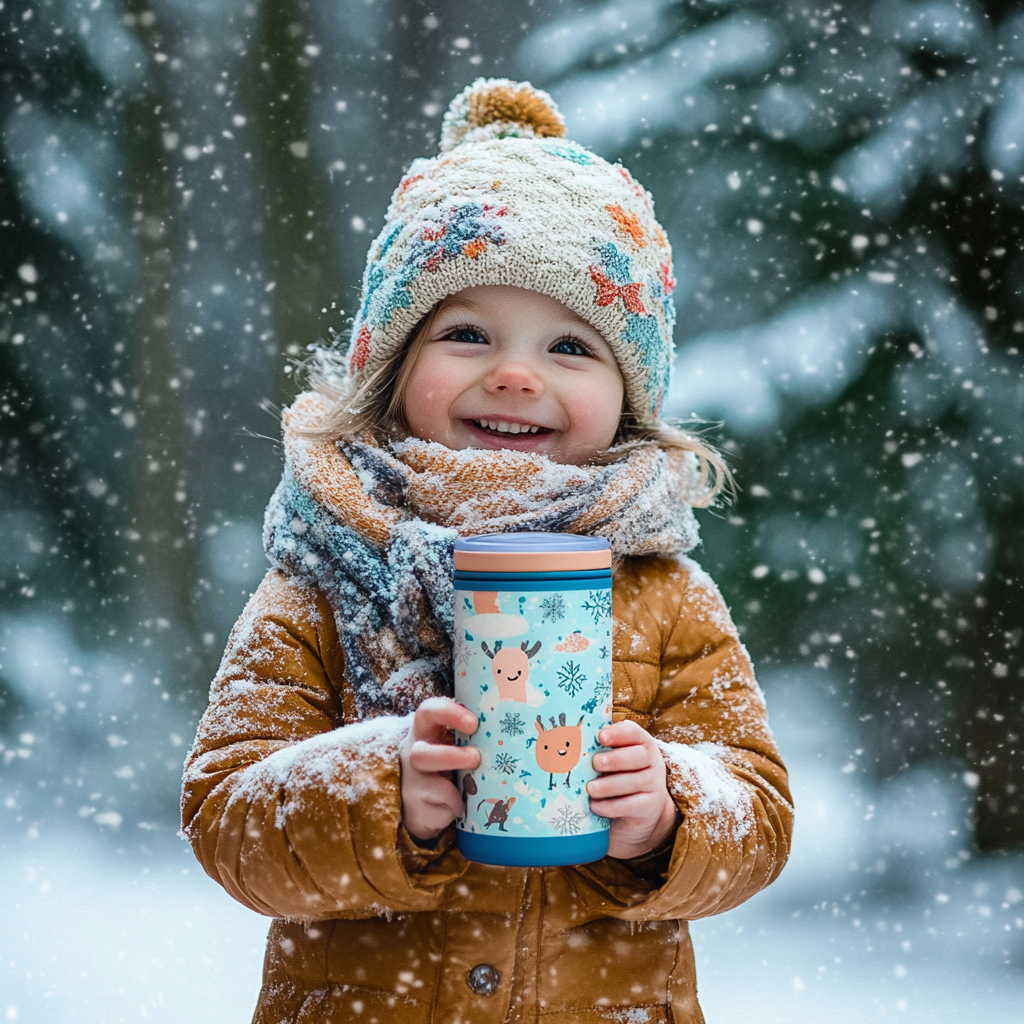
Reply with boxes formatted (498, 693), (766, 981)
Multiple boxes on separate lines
(181, 554), (792, 1024)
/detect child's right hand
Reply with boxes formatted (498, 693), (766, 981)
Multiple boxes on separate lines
(400, 697), (481, 842)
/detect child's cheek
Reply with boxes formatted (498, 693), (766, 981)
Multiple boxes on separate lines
(562, 366), (623, 450)
(404, 360), (466, 443)
(570, 400), (621, 453)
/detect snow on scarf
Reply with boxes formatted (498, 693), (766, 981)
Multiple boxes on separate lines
(263, 391), (703, 719)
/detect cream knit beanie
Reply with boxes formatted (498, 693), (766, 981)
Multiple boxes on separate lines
(344, 78), (677, 422)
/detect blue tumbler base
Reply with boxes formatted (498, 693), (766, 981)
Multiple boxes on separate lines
(457, 829), (609, 867)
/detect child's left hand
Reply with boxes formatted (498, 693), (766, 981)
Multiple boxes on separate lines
(587, 720), (681, 861)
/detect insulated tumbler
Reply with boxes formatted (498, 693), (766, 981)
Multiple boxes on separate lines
(452, 532), (613, 867)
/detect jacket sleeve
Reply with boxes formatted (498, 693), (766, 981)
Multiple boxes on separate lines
(572, 555), (793, 921)
(180, 569), (468, 920)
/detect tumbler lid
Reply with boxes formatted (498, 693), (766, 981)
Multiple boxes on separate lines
(454, 532), (612, 572)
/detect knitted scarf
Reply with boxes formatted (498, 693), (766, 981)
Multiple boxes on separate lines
(263, 391), (703, 720)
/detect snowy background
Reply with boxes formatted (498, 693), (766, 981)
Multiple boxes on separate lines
(3, 667), (1022, 1022)
(2, 0), (1022, 1021)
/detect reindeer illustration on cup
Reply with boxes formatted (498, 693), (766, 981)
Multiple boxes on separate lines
(481, 639), (542, 703)
(534, 713), (585, 789)
(477, 796), (516, 831)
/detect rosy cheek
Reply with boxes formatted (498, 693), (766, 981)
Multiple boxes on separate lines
(575, 401), (619, 445)
(404, 359), (469, 441)
(409, 367), (442, 396)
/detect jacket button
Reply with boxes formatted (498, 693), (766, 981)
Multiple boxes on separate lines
(467, 963), (500, 996)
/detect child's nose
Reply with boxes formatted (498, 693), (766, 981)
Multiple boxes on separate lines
(483, 360), (545, 395)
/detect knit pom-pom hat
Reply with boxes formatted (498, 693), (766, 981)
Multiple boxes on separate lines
(343, 78), (677, 423)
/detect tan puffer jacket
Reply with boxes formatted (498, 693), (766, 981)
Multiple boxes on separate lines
(182, 555), (792, 1024)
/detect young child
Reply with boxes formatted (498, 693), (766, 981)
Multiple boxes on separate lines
(182, 79), (792, 1024)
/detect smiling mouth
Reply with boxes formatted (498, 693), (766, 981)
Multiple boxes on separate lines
(470, 419), (550, 436)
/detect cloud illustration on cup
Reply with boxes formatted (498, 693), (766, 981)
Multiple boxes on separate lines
(463, 591), (528, 639)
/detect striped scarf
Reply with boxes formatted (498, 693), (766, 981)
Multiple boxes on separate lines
(263, 391), (702, 719)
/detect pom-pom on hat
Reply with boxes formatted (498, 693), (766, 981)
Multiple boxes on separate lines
(344, 78), (677, 423)
(439, 79), (566, 151)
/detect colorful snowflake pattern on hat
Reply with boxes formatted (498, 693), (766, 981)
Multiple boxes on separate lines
(350, 200), (508, 372)
(344, 78), (676, 424)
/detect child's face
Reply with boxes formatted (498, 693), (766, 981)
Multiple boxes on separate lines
(402, 286), (625, 465)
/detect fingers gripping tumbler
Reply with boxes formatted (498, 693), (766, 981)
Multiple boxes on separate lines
(452, 533), (613, 867)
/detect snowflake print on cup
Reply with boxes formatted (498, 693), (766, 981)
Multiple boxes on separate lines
(452, 533), (613, 868)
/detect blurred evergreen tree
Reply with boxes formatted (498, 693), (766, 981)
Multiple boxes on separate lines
(520, 0), (1024, 847)
(3, 0), (1020, 852)
(1, 0), (209, 821)
(0, 0), (579, 832)
(0, 0), (294, 826)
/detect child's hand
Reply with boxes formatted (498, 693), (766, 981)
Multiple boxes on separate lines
(400, 697), (481, 842)
(587, 720), (681, 860)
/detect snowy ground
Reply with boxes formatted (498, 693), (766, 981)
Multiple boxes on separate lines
(4, 828), (1021, 1023)
(2, 829), (1021, 1024)
(1, 833), (266, 1024)
(692, 874), (1024, 1023)
(3, 670), (1022, 1023)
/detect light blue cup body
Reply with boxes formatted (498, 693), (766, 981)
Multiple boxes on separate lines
(452, 533), (613, 867)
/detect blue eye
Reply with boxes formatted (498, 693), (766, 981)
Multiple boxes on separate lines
(550, 337), (591, 357)
(444, 325), (488, 345)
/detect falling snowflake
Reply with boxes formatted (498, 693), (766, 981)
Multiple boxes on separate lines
(557, 660), (587, 698)
(550, 804), (585, 836)
(499, 712), (524, 736)
(540, 593), (566, 622)
(581, 590), (612, 625)
(494, 752), (519, 775)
